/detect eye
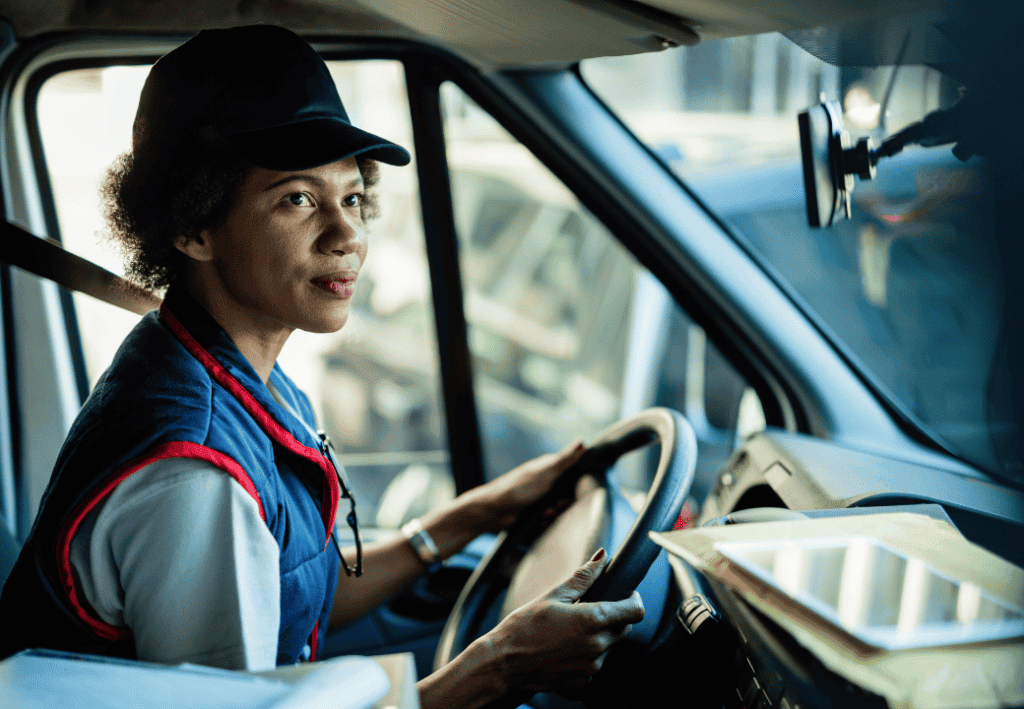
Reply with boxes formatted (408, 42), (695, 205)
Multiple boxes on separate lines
(342, 193), (363, 208)
(285, 192), (312, 207)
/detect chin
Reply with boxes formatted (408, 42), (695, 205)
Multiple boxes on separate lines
(299, 308), (350, 334)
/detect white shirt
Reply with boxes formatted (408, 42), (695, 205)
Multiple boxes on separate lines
(69, 456), (281, 670)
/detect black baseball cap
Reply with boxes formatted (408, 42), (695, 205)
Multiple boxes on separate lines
(133, 25), (411, 170)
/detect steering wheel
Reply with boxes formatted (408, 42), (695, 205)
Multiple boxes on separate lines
(434, 407), (697, 675)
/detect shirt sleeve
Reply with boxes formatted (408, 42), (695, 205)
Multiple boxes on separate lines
(70, 457), (280, 670)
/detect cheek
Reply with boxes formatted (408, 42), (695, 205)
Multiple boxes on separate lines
(358, 226), (370, 259)
(241, 225), (303, 276)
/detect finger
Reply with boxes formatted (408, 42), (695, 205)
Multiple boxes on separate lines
(560, 437), (586, 459)
(549, 548), (607, 603)
(590, 590), (645, 627)
(546, 439), (587, 476)
(526, 443), (585, 493)
(601, 622), (633, 648)
(598, 616), (634, 643)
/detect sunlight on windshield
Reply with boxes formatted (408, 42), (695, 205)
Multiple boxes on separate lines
(582, 38), (1015, 479)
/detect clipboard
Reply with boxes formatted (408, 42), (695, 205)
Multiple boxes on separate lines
(650, 512), (1024, 709)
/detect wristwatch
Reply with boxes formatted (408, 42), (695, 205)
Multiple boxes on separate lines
(401, 518), (442, 574)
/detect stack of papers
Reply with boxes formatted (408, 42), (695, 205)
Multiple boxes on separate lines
(651, 512), (1024, 709)
(0, 649), (416, 709)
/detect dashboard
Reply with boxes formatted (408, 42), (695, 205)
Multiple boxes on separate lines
(591, 429), (1024, 709)
(699, 430), (1024, 567)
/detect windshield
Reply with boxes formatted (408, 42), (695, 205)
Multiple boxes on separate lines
(581, 36), (1017, 481)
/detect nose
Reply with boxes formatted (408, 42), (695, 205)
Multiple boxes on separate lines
(316, 201), (364, 256)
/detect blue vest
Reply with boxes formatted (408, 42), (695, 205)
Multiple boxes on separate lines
(0, 288), (341, 665)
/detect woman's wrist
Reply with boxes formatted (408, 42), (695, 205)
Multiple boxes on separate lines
(400, 518), (442, 573)
(416, 494), (490, 562)
(418, 633), (509, 709)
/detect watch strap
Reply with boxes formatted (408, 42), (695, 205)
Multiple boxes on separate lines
(401, 518), (442, 574)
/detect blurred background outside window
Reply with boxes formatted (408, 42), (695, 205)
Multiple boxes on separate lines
(441, 83), (751, 503)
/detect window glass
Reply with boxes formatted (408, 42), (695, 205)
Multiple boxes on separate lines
(582, 39), (1014, 479)
(36, 60), (452, 526)
(441, 83), (751, 503)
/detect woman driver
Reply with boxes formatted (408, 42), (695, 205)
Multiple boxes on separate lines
(0, 24), (643, 708)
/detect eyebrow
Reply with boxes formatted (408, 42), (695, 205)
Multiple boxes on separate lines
(262, 174), (364, 192)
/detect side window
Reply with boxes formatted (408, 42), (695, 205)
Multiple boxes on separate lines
(441, 83), (757, 504)
(35, 60), (453, 528)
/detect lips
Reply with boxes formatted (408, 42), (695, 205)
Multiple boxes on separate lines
(312, 272), (357, 297)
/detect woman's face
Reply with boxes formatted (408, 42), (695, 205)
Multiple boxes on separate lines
(196, 156), (368, 337)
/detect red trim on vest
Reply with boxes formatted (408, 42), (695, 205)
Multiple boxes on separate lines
(56, 441), (265, 643)
(160, 304), (340, 546)
(309, 619), (320, 662)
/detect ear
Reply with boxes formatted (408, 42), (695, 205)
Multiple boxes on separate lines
(174, 231), (215, 262)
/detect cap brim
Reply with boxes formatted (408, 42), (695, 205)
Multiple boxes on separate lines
(226, 117), (412, 171)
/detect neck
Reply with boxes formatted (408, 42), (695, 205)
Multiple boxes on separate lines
(181, 269), (293, 384)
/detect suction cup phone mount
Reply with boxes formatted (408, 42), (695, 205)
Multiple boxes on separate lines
(797, 101), (875, 228)
(798, 95), (972, 228)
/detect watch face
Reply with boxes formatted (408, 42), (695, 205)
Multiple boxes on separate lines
(403, 519), (441, 569)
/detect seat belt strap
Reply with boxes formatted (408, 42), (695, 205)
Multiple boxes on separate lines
(0, 220), (160, 316)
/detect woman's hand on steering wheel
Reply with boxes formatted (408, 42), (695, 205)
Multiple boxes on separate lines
(484, 548), (645, 693)
(457, 439), (587, 533)
(418, 550), (644, 709)
(424, 410), (694, 709)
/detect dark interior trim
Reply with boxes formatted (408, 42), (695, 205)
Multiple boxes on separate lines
(405, 63), (486, 494)
(0, 263), (23, 538)
(21, 65), (90, 402)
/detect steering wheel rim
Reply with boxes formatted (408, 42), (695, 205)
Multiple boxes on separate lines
(434, 407), (697, 671)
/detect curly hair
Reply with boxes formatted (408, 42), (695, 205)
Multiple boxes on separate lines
(101, 138), (382, 293)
